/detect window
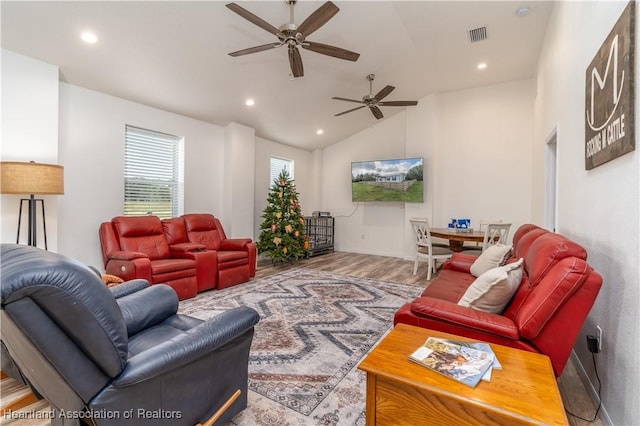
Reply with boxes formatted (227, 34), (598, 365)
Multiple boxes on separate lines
(270, 156), (294, 187)
(124, 125), (183, 218)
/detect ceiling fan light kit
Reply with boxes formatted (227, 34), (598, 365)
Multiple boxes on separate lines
(226, 1), (360, 78)
(332, 74), (419, 120)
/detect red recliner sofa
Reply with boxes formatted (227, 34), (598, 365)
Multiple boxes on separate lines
(162, 213), (256, 290)
(183, 213), (256, 288)
(99, 215), (204, 300)
(394, 224), (603, 377)
(100, 214), (256, 298)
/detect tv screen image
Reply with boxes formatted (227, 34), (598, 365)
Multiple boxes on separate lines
(351, 157), (424, 202)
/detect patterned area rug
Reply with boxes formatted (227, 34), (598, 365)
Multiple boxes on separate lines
(178, 268), (424, 426)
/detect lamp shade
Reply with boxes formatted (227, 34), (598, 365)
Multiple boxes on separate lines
(0, 161), (64, 195)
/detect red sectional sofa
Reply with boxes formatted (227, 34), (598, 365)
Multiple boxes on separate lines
(99, 214), (256, 300)
(394, 224), (603, 377)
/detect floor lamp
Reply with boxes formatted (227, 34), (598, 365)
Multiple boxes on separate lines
(1, 161), (64, 250)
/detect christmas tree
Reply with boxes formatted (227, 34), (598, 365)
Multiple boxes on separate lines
(257, 169), (309, 262)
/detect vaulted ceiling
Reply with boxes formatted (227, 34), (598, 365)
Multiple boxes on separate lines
(1, 1), (553, 150)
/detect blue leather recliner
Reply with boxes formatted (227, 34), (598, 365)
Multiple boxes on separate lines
(0, 244), (260, 426)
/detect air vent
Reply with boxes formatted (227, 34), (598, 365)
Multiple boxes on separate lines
(468, 26), (487, 43)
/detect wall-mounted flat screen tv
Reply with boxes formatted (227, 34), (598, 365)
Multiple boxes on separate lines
(351, 157), (424, 202)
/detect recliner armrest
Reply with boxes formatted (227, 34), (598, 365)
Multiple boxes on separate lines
(410, 297), (520, 339)
(169, 242), (206, 253)
(108, 250), (149, 261)
(442, 253), (476, 273)
(117, 285), (179, 336)
(220, 238), (252, 251)
(109, 279), (150, 299)
(112, 306), (260, 386)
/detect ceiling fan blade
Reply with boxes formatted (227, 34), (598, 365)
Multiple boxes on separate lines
(288, 46), (304, 77)
(297, 1), (339, 37)
(228, 42), (282, 57)
(302, 41), (360, 61)
(226, 3), (284, 38)
(335, 105), (366, 117)
(369, 105), (384, 120)
(374, 85), (395, 101)
(378, 101), (419, 106)
(332, 96), (365, 104)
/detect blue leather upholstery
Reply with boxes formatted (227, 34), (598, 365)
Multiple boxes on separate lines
(1, 244), (260, 426)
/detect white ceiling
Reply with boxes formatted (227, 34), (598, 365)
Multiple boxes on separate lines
(1, 1), (553, 151)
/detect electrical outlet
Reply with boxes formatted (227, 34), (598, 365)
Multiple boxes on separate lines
(596, 326), (603, 351)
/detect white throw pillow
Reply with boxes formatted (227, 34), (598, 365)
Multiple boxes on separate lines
(458, 258), (524, 314)
(470, 244), (512, 277)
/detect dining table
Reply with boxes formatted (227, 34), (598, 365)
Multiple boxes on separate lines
(429, 227), (486, 252)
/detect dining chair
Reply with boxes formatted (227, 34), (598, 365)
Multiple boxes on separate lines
(481, 222), (512, 251)
(410, 218), (454, 280)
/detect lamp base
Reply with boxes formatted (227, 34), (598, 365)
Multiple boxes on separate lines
(16, 195), (48, 250)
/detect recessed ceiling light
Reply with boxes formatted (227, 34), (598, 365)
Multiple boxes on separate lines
(316, 129), (324, 135)
(477, 62), (487, 70)
(245, 99), (255, 106)
(81, 32), (98, 44)
(515, 6), (530, 17)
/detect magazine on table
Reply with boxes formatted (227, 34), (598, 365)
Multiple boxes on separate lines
(408, 337), (496, 388)
(428, 338), (501, 382)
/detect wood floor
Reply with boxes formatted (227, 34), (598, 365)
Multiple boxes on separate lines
(258, 251), (603, 426)
(0, 251), (602, 425)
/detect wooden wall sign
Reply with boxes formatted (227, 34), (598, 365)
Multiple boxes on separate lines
(585, 1), (635, 170)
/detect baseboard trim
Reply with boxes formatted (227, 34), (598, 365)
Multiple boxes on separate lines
(569, 350), (612, 425)
(335, 247), (404, 258)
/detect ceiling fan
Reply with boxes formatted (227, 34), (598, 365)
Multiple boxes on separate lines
(333, 74), (419, 120)
(226, 1), (360, 78)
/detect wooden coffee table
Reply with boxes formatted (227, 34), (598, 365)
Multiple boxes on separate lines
(358, 324), (568, 425)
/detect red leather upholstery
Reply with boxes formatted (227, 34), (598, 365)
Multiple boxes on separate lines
(99, 216), (198, 300)
(161, 217), (217, 292)
(182, 214), (256, 289)
(394, 224), (603, 377)
(100, 214), (258, 294)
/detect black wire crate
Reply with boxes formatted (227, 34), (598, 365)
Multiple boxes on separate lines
(304, 216), (334, 256)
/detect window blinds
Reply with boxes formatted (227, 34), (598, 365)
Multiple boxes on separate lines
(270, 157), (294, 187)
(124, 125), (180, 218)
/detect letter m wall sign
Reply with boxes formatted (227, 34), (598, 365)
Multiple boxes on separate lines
(585, 1), (635, 170)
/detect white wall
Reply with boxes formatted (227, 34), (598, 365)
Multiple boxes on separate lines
(535, 2), (639, 424)
(322, 112), (409, 257)
(254, 137), (314, 241)
(1, 50), (60, 250)
(58, 83), (225, 268)
(321, 79), (534, 259)
(223, 122), (255, 238)
(435, 80), (533, 234)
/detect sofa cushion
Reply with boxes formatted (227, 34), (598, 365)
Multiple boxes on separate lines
(112, 216), (171, 260)
(162, 217), (188, 245)
(511, 224), (542, 248)
(470, 244), (512, 277)
(458, 258), (524, 314)
(513, 227), (547, 259)
(421, 269), (476, 303)
(183, 214), (223, 250)
(525, 233), (587, 286)
(514, 257), (591, 339)
(150, 258), (197, 275)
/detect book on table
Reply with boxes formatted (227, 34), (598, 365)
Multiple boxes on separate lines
(408, 337), (497, 388)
